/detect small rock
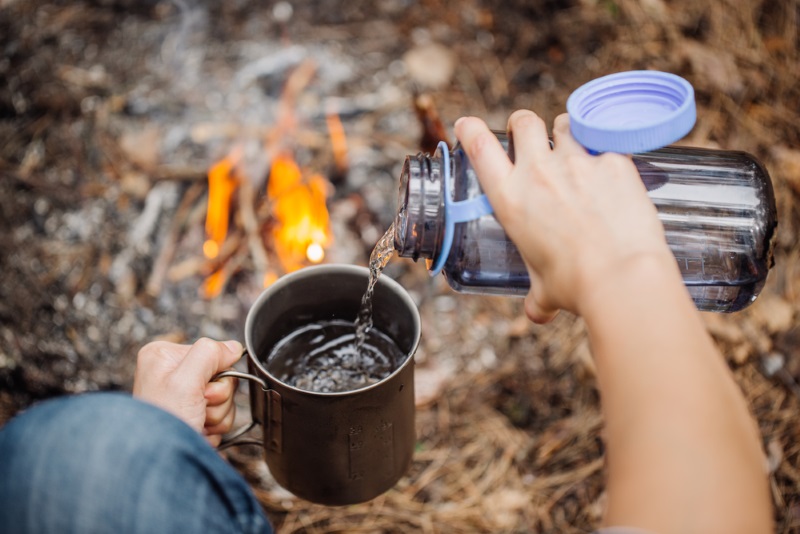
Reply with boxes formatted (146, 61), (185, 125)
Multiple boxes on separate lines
(119, 125), (162, 169)
(766, 438), (783, 474)
(762, 352), (785, 377)
(402, 43), (456, 89)
(120, 171), (152, 200)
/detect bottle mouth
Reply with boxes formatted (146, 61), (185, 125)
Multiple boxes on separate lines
(394, 142), (495, 274)
(393, 153), (443, 262)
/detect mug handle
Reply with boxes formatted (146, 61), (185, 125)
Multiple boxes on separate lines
(213, 363), (267, 451)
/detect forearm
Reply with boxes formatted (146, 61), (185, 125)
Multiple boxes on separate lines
(581, 255), (771, 534)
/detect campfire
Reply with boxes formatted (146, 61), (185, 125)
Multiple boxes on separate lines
(198, 61), (339, 299)
(201, 146), (333, 298)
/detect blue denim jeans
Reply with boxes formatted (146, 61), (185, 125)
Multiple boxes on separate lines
(0, 393), (272, 534)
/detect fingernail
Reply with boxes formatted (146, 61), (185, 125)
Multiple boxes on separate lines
(454, 117), (466, 129)
(223, 340), (242, 353)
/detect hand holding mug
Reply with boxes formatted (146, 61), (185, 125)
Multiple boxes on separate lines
(133, 338), (243, 446)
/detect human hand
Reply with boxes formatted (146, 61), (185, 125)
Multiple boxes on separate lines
(133, 338), (243, 446)
(454, 111), (674, 323)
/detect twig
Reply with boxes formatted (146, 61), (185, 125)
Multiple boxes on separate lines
(201, 238), (251, 299)
(150, 166), (207, 182)
(146, 182), (205, 297)
(167, 230), (244, 283)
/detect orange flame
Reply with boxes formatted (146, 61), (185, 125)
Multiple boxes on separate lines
(200, 149), (242, 299)
(204, 149), (241, 259)
(262, 271), (279, 288)
(268, 153), (332, 272)
(202, 268), (227, 298)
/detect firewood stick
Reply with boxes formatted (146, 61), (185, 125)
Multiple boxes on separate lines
(146, 182), (205, 297)
(201, 241), (251, 299)
(238, 179), (270, 277)
(167, 231), (244, 283)
(264, 59), (318, 159)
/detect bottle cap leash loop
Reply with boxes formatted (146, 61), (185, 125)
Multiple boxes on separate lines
(429, 141), (494, 276)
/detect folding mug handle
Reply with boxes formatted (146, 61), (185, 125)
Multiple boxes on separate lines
(212, 360), (268, 451)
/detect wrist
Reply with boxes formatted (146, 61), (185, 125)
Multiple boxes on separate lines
(577, 251), (684, 322)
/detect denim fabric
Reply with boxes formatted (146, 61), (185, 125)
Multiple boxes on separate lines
(0, 392), (272, 534)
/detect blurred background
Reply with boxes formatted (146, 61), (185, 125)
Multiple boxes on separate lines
(1, 0), (799, 531)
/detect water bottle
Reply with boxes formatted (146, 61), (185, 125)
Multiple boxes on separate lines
(392, 72), (778, 312)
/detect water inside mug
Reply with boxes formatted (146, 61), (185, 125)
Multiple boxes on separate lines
(264, 319), (407, 393)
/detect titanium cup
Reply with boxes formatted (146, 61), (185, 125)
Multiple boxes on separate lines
(215, 264), (420, 506)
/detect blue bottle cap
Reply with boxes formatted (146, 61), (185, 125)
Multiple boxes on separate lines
(566, 70), (696, 154)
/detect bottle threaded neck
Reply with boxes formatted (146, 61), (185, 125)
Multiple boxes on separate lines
(394, 152), (445, 261)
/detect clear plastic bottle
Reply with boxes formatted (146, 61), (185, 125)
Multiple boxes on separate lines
(393, 133), (778, 312)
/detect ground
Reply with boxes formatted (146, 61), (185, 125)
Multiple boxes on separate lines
(2, 0), (800, 532)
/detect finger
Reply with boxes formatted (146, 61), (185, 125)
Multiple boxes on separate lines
(524, 295), (559, 324)
(454, 116), (514, 206)
(205, 434), (222, 448)
(205, 377), (237, 406)
(204, 404), (237, 436)
(552, 113), (590, 156)
(175, 338), (244, 392)
(507, 110), (551, 164)
(205, 394), (236, 427)
(524, 281), (560, 324)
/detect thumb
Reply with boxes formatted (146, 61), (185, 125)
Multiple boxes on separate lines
(176, 338), (243, 389)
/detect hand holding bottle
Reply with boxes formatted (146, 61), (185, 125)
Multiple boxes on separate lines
(454, 110), (676, 322)
(457, 109), (771, 533)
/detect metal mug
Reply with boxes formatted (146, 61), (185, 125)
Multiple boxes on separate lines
(215, 264), (420, 506)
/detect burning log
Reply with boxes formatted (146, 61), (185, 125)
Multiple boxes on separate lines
(202, 244), (250, 299)
(189, 147), (334, 296)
